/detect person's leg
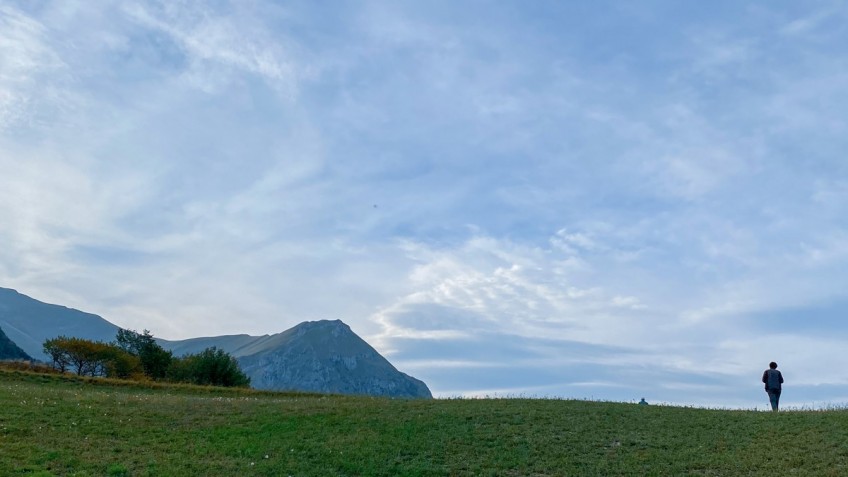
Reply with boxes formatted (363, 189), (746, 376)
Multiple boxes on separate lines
(773, 390), (781, 411)
(768, 390), (778, 411)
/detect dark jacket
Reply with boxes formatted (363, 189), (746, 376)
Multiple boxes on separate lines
(762, 369), (783, 391)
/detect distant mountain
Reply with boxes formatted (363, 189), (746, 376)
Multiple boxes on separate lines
(158, 320), (431, 398)
(232, 320), (430, 398)
(0, 288), (119, 361)
(155, 321), (430, 398)
(0, 325), (31, 360)
(0, 287), (431, 398)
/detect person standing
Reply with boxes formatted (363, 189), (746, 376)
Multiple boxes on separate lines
(762, 361), (784, 411)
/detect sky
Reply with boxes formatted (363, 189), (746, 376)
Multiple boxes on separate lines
(2, 1), (848, 409)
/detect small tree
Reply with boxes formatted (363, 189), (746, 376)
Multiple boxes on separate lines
(61, 337), (100, 376)
(43, 337), (71, 373)
(115, 329), (172, 380)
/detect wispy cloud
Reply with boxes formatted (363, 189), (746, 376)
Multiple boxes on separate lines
(780, 5), (845, 37)
(0, 5), (71, 131)
(123, 1), (300, 95)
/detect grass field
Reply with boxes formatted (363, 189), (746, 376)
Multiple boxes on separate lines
(2, 369), (848, 476)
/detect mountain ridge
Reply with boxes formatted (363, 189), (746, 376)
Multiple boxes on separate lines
(0, 288), (120, 360)
(0, 287), (431, 398)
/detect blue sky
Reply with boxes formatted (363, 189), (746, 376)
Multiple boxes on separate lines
(2, 1), (848, 408)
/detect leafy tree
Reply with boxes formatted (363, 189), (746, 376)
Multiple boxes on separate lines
(54, 337), (98, 376)
(42, 336), (141, 378)
(168, 347), (250, 388)
(164, 354), (193, 383)
(115, 329), (172, 380)
(43, 337), (71, 373)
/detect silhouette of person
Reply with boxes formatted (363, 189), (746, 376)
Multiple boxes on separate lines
(762, 361), (784, 411)
(638, 398), (649, 406)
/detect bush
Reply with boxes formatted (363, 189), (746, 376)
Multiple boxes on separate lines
(168, 347), (250, 388)
(104, 351), (143, 380)
(0, 360), (61, 374)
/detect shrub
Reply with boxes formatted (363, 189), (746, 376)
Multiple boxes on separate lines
(168, 347), (250, 388)
(0, 360), (61, 374)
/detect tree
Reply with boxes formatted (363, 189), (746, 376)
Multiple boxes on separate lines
(42, 336), (141, 378)
(43, 337), (71, 373)
(55, 337), (98, 376)
(115, 329), (172, 380)
(168, 347), (250, 388)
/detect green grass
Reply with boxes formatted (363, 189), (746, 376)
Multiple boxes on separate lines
(2, 369), (848, 476)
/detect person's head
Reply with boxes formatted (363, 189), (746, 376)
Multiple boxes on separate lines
(769, 361), (778, 369)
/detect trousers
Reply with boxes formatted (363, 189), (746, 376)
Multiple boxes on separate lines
(767, 388), (781, 411)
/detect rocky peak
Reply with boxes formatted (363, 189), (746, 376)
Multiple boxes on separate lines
(238, 319), (431, 398)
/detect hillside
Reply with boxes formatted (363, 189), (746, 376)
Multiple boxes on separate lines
(0, 326), (30, 360)
(1, 369), (845, 476)
(0, 288), (119, 361)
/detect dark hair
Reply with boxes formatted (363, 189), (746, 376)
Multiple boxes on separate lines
(769, 361), (778, 369)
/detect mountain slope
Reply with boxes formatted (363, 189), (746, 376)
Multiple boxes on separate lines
(0, 325), (31, 360)
(159, 334), (266, 358)
(235, 320), (431, 398)
(0, 288), (119, 361)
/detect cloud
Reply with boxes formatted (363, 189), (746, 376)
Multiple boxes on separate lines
(371, 232), (664, 361)
(780, 5), (844, 37)
(123, 1), (300, 96)
(0, 5), (72, 132)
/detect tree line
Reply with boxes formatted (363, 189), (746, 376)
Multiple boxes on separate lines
(43, 329), (250, 388)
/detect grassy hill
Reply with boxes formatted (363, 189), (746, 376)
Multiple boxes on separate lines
(1, 369), (846, 476)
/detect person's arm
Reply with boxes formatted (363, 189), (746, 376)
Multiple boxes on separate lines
(762, 371), (768, 384)
(779, 371), (784, 384)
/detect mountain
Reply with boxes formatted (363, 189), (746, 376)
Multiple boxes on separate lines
(231, 320), (431, 398)
(0, 288), (120, 361)
(0, 287), (431, 398)
(0, 325), (31, 360)
(157, 320), (431, 398)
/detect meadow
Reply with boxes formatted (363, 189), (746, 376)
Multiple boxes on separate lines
(2, 368), (848, 476)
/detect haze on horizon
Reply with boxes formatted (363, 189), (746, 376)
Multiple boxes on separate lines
(2, 1), (847, 409)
